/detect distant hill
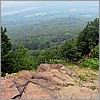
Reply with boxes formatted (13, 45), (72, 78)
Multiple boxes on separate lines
(2, 17), (93, 50)
(1, 1), (98, 50)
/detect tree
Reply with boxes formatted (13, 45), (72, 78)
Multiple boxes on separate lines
(36, 50), (54, 64)
(58, 39), (81, 62)
(76, 18), (99, 56)
(1, 27), (35, 76)
(1, 26), (12, 76)
(13, 45), (34, 72)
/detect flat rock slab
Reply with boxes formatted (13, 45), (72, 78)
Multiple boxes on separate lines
(18, 70), (34, 80)
(37, 64), (52, 72)
(60, 66), (72, 74)
(1, 77), (15, 90)
(81, 82), (96, 87)
(32, 72), (53, 80)
(50, 69), (66, 81)
(38, 71), (54, 78)
(14, 77), (28, 86)
(56, 85), (99, 99)
(0, 84), (20, 99)
(49, 76), (64, 86)
(30, 79), (60, 91)
(93, 80), (99, 89)
(21, 82), (56, 99)
(50, 64), (63, 70)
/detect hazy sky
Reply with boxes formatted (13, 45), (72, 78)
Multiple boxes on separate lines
(1, 1), (99, 17)
(1, 1), (99, 8)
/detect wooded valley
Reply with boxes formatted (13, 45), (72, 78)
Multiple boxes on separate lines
(1, 18), (99, 76)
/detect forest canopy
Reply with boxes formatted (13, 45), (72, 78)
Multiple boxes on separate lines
(1, 18), (99, 76)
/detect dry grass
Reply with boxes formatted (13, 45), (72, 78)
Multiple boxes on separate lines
(71, 65), (99, 82)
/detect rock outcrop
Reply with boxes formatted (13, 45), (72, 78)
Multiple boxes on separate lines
(0, 64), (99, 99)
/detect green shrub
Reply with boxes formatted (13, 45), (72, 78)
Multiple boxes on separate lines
(79, 58), (99, 70)
(90, 86), (96, 90)
(79, 74), (86, 81)
(93, 45), (99, 58)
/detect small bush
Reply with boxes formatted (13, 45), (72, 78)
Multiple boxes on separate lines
(79, 58), (99, 70)
(93, 45), (99, 58)
(90, 86), (96, 90)
(79, 74), (86, 81)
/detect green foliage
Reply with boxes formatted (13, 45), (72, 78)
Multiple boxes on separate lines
(79, 74), (86, 81)
(1, 18), (99, 76)
(1, 27), (12, 54)
(90, 86), (96, 90)
(7, 17), (87, 51)
(58, 18), (99, 65)
(12, 45), (36, 72)
(58, 39), (81, 62)
(34, 49), (55, 66)
(79, 58), (99, 70)
(1, 28), (37, 76)
(1, 26), (12, 76)
(76, 18), (99, 56)
(93, 45), (99, 58)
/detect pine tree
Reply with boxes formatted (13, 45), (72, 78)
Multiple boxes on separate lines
(1, 26), (12, 76)
(76, 18), (99, 56)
